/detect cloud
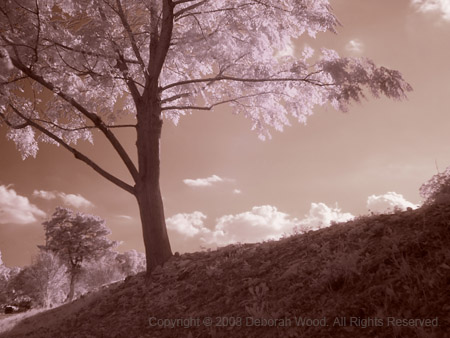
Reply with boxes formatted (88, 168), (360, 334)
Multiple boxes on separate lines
(166, 203), (356, 252)
(167, 206), (300, 252)
(207, 206), (300, 246)
(166, 211), (210, 253)
(33, 189), (94, 209)
(58, 193), (93, 209)
(367, 192), (419, 213)
(0, 185), (46, 224)
(411, 0), (450, 20)
(167, 211), (209, 237)
(116, 215), (133, 221)
(33, 190), (57, 200)
(345, 39), (364, 53)
(183, 175), (225, 187)
(233, 189), (242, 194)
(297, 203), (355, 232)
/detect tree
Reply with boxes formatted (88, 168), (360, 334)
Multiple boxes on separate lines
(0, 251), (21, 307)
(420, 166), (450, 205)
(0, 0), (412, 272)
(10, 251), (68, 308)
(76, 249), (145, 293)
(115, 249), (146, 276)
(40, 207), (117, 301)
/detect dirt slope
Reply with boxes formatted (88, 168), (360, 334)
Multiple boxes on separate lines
(1, 203), (449, 338)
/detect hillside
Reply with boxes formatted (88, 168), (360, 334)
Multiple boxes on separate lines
(1, 203), (449, 338)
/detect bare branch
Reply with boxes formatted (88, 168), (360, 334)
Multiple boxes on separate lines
(43, 40), (140, 65)
(33, 118), (136, 132)
(174, 0), (207, 18)
(161, 92), (278, 111)
(161, 74), (335, 91)
(160, 92), (190, 104)
(0, 111), (29, 129)
(7, 105), (135, 195)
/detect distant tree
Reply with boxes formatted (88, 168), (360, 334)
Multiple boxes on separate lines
(40, 207), (118, 302)
(10, 251), (68, 308)
(0, 251), (10, 305)
(77, 251), (124, 294)
(76, 250), (145, 294)
(420, 167), (450, 205)
(0, 0), (412, 272)
(115, 250), (146, 276)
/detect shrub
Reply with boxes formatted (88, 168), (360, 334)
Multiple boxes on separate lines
(419, 166), (450, 205)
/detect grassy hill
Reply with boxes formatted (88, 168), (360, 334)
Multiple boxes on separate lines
(1, 203), (449, 338)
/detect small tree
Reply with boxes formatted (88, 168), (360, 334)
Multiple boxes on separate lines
(420, 167), (450, 205)
(77, 251), (124, 294)
(116, 250), (146, 276)
(10, 251), (68, 308)
(0, 251), (10, 306)
(40, 207), (118, 302)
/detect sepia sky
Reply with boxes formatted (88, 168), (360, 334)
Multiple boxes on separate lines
(1, 0), (450, 267)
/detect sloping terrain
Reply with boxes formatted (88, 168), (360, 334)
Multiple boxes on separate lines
(1, 203), (449, 338)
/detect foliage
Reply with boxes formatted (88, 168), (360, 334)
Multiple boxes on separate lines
(75, 249), (145, 295)
(419, 166), (450, 205)
(0, 251), (21, 307)
(0, 0), (412, 145)
(115, 249), (146, 276)
(8, 251), (68, 308)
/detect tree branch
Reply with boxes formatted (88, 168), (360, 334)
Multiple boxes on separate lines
(8, 105), (135, 195)
(116, 0), (146, 71)
(147, 0), (174, 86)
(161, 74), (335, 91)
(8, 55), (140, 184)
(44, 40), (140, 65)
(161, 92), (278, 111)
(33, 118), (136, 132)
(174, 0), (207, 18)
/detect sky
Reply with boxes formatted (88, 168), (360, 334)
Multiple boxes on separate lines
(1, 0), (450, 267)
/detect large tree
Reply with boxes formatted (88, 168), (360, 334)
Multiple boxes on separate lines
(0, 0), (411, 272)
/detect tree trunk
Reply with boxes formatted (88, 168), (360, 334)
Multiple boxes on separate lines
(136, 97), (173, 273)
(65, 269), (77, 302)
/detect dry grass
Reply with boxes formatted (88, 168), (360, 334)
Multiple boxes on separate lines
(1, 203), (449, 338)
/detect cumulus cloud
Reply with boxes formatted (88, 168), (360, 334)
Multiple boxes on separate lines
(166, 207), (298, 252)
(58, 193), (93, 209)
(412, 0), (450, 20)
(183, 175), (225, 187)
(233, 189), (242, 194)
(167, 211), (209, 237)
(33, 190), (57, 200)
(0, 185), (46, 224)
(166, 211), (210, 253)
(33, 189), (93, 209)
(367, 192), (419, 214)
(207, 206), (299, 246)
(345, 39), (364, 53)
(166, 203), (355, 252)
(297, 203), (355, 232)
